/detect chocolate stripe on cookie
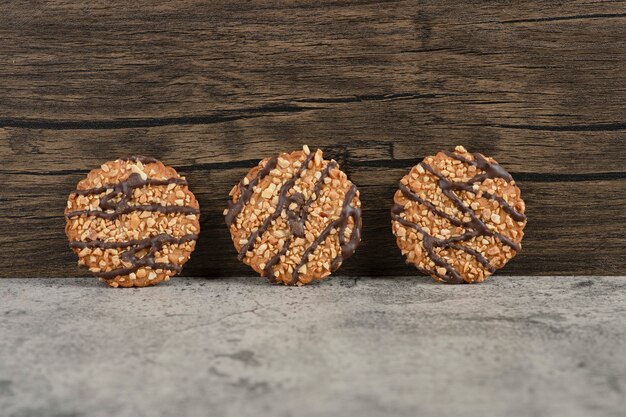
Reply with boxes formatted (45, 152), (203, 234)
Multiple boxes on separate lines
(69, 233), (198, 250)
(66, 205), (200, 220)
(301, 161), (338, 227)
(429, 162), (526, 222)
(263, 239), (291, 279)
(263, 159), (337, 281)
(291, 184), (361, 285)
(333, 184), (362, 271)
(67, 173), (199, 220)
(443, 150), (514, 183)
(237, 152), (315, 262)
(398, 182), (465, 227)
(70, 233), (198, 279)
(390, 208), (495, 283)
(419, 162), (523, 251)
(391, 208), (465, 284)
(72, 175), (189, 197)
(225, 157), (278, 227)
(442, 151), (526, 222)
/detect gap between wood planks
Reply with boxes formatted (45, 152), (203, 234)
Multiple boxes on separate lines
(1, 164), (625, 182)
(2, 105), (626, 132)
(0, 94), (440, 130)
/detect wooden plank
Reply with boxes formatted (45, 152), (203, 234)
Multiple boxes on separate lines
(1, 0), (625, 277)
(1, 114), (625, 174)
(1, 1), (626, 123)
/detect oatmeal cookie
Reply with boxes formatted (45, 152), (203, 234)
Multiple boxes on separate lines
(391, 146), (526, 284)
(65, 156), (200, 287)
(225, 146), (362, 285)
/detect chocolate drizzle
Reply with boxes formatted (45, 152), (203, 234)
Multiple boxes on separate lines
(225, 157), (278, 226)
(290, 183), (361, 285)
(391, 150), (526, 284)
(66, 157), (200, 281)
(263, 240), (291, 279)
(441, 151), (526, 222)
(301, 161), (338, 227)
(261, 158), (340, 281)
(70, 233), (198, 279)
(443, 150), (514, 183)
(226, 152), (361, 285)
(236, 152), (314, 263)
(66, 173), (199, 220)
(121, 155), (159, 164)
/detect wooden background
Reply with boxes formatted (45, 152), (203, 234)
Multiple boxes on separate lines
(1, 0), (625, 278)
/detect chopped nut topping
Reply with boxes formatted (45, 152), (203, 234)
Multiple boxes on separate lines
(65, 157), (200, 288)
(391, 147), (526, 284)
(226, 148), (361, 285)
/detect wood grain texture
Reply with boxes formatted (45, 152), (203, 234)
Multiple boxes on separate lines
(1, 0), (625, 277)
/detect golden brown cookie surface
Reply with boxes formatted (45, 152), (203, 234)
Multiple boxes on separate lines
(65, 156), (200, 287)
(391, 146), (527, 284)
(225, 146), (362, 285)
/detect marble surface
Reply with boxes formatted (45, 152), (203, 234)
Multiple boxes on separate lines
(1, 276), (625, 417)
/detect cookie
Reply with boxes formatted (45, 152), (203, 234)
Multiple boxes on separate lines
(65, 156), (200, 287)
(391, 146), (527, 284)
(224, 145), (362, 285)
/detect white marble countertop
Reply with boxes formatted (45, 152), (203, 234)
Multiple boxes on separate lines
(1, 276), (625, 417)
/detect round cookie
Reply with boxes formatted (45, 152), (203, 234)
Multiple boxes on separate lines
(391, 146), (527, 284)
(65, 156), (200, 288)
(224, 145), (362, 286)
